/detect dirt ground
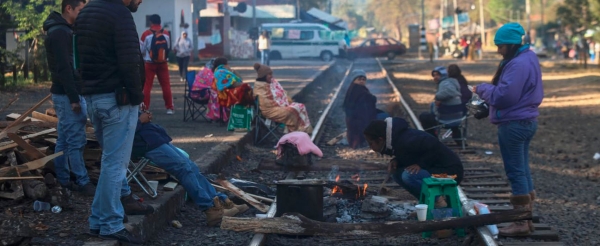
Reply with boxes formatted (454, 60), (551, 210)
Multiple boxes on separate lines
(387, 58), (600, 246)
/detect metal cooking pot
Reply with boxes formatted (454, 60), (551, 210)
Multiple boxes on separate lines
(275, 179), (324, 221)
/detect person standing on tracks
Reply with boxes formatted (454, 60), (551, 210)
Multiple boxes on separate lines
(343, 70), (377, 149)
(471, 22), (543, 237)
(363, 117), (464, 199)
(258, 30), (271, 65)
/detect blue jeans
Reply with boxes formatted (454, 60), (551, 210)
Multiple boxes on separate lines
(85, 93), (137, 235)
(392, 168), (431, 199)
(52, 94), (90, 186)
(498, 120), (537, 195)
(145, 143), (227, 210)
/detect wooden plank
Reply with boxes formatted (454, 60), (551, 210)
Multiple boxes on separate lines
(463, 167), (494, 172)
(31, 111), (58, 123)
(5, 113), (42, 122)
(0, 152), (62, 177)
(0, 128), (57, 149)
(461, 187), (512, 193)
(460, 181), (508, 186)
(497, 223), (552, 230)
(463, 174), (502, 179)
(0, 94), (51, 140)
(476, 199), (510, 205)
(502, 242), (563, 246)
(216, 179), (270, 213)
(465, 193), (511, 199)
(258, 158), (387, 172)
(163, 181), (178, 191)
(326, 132), (346, 146)
(6, 133), (46, 160)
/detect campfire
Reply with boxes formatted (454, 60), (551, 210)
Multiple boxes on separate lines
(329, 174), (368, 200)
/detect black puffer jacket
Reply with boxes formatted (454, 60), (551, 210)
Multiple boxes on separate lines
(43, 12), (80, 104)
(75, 0), (143, 105)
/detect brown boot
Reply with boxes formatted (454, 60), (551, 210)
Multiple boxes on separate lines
(205, 197), (225, 227)
(528, 191), (536, 232)
(499, 195), (531, 237)
(223, 198), (249, 214)
(121, 193), (155, 215)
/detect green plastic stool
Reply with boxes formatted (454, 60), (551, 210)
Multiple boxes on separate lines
(418, 177), (465, 238)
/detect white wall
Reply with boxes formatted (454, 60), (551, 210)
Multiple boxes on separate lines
(132, 0), (176, 38)
(172, 0), (193, 39)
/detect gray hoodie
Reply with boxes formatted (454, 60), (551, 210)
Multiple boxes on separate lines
(432, 66), (462, 106)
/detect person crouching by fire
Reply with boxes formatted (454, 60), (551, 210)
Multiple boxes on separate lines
(363, 117), (464, 204)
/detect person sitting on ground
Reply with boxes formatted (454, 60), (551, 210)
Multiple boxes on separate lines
(252, 63), (313, 133)
(363, 117), (464, 200)
(192, 58), (224, 121)
(343, 69), (383, 149)
(447, 64), (473, 109)
(131, 111), (249, 226)
(419, 66), (466, 145)
(212, 57), (254, 122)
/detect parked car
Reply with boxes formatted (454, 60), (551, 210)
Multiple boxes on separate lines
(347, 38), (407, 60)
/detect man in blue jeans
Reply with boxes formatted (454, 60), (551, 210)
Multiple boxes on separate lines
(76, 0), (146, 243)
(132, 111), (248, 226)
(43, 0), (94, 196)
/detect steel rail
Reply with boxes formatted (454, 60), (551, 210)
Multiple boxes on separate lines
(375, 58), (497, 246)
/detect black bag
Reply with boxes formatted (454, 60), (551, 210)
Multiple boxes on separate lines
(115, 87), (130, 106)
(473, 102), (489, 119)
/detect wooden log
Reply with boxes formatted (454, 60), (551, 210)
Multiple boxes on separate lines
(221, 209), (532, 236)
(216, 179), (270, 213)
(212, 184), (274, 203)
(326, 132), (346, 146)
(31, 111), (58, 123)
(22, 179), (48, 200)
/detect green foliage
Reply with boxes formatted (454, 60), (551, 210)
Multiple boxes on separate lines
(333, 2), (368, 30)
(299, 0), (328, 11)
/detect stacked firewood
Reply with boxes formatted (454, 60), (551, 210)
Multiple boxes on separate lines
(0, 95), (168, 201)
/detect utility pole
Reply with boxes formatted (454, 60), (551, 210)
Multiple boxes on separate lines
(419, 0), (425, 59)
(540, 0), (545, 46)
(252, 0), (256, 59)
(453, 0), (459, 37)
(296, 0), (300, 20)
(526, 0), (531, 33)
(479, 0), (485, 47)
(223, 0), (230, 57)
(192, 0), (200, 62)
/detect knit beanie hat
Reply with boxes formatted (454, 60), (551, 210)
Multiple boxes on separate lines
(254, 63), (273, 78)
(348, 69), (367, 82)
(431, 66), (448, 80)
(494, 23), (525, 45)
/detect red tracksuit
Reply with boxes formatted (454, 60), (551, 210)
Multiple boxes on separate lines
(141, 25), (173, 110)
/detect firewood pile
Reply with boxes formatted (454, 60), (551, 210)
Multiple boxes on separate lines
(0, 95), (168, 201)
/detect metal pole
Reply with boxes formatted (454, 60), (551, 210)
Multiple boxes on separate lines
(479, 0), (485, 47)
(526, 0), (531, 33)
(418, 0), (424, 59)
(453, 0), (459, 37)
(540, 0), (544, 46)
(296, 0), (300, 20)
(252, 0), (256, 59)
(192, 1), (199, 62)
(223, 0), (230, 57)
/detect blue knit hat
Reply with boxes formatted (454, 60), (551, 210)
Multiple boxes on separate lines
(431, 66), (448, 80)
(494, 23), (525, 45)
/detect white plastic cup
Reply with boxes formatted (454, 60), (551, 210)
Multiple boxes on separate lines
(33, 200), (51, 211)
(148, 181), (159, 192)
(415, 204), (429, 221)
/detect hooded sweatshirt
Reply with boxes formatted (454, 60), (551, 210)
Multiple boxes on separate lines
(343, 69), (376, 119)
(381, 117), (464, 183)
(432, 66), (462, 106)
(43, 12), (80, 103)
(475, 49), (543, 125)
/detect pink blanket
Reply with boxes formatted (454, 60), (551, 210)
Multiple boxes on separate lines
(276, 132), (323, 158)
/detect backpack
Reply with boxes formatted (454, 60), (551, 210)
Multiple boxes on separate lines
(149, 29), (169, 63)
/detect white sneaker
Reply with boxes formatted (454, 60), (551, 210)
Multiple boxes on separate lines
(166, 109), (174, 115)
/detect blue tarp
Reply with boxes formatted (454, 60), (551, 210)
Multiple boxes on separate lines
(442, 13), (470, 28)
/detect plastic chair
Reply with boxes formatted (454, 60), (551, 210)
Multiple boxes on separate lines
(419, 177), (465, 238)
(183, 71), (210, 122)
(126, 147), (190, 198)
(253, 96), (285, 145)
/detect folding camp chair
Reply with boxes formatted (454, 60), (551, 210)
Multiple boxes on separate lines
(253, 96), (285, 145)
(183, 71), (210, 122)
(436, 115), (468, 150)
(126, 157), (158, 198)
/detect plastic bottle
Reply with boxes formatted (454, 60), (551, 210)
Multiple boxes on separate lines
(51, 206), (62, 214)
(33, 200), (52, 211)
(474, 203), (499, 237)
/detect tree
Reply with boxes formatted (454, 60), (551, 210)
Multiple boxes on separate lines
(1, 0), (59, 85)
(333, 2), (367, 30)
(299, 0), (328, 11)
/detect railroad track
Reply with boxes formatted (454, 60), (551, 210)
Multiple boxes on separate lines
(247, 57), (561, 246)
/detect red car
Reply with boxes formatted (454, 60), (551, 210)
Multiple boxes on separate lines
(347, 38), (407, 60)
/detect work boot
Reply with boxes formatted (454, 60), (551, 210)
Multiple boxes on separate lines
(498, 194), (531, 237)
(121, 193), (155, 215)
(99, 228), (143, 244)
(529, 190), (536, 232)
(205, 197), (225, 227)
(223, 198), (249, 214)
(435, 196), (448, 208)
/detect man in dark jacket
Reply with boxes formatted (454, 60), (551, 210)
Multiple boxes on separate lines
(43, 0), (93, 196)
(75, 0), (146, 243)
(363, 117), (464, 199)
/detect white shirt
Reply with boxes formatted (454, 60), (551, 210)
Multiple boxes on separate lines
(258, 35), (270, 50)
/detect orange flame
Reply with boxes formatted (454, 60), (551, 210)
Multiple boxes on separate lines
(335, 175), (340, 182)
(363, 183), (368, 195)
(331, 186), (343, 195)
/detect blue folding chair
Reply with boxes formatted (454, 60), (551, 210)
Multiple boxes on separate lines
(183, 71), (210, 122)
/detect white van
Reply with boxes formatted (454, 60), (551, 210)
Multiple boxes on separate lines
(260, 23), (342, 62)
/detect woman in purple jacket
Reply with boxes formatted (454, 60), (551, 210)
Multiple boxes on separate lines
(471, 23), (543, 237)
